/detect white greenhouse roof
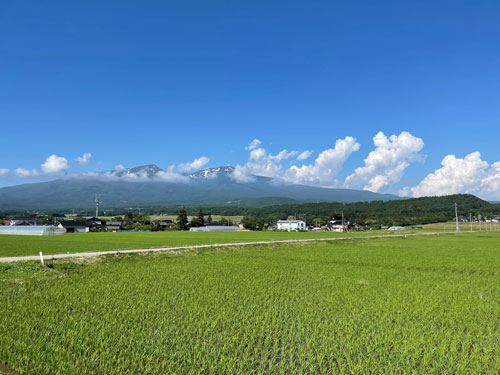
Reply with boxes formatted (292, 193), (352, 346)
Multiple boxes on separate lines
(189, 226), (240, 232)
(0, 225), (65, 236)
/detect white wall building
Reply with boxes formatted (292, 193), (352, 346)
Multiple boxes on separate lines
(329, 219), (347, 232)
(277, 220), (306, 231)
(388, 226), (405, 231)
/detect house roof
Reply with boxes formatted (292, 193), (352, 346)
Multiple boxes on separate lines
(59, 221), (88, 227)
(330, 219), (344, 224)
(277, 220), (305, 223)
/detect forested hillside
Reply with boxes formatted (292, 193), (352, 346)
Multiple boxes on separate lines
(3, 194), (497, 227)
(187, 194), (500, 226)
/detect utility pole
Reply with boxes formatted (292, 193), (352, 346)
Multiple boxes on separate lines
(469, 213), (472, 232)
(341, 211), (345, 233)
(455, 203), (459, 232)
(95, 194), (101, 218)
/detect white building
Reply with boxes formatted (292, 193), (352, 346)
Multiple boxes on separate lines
(277, 220), (306, 231)
(388, 226), (405, 231)
(329, 219), (347, 232)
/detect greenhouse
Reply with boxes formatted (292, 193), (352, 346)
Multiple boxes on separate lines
(0, 225), (65, 236)
(189, 226), (241, 232)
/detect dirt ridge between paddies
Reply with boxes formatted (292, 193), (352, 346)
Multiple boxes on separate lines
(0, 231), (458, 263)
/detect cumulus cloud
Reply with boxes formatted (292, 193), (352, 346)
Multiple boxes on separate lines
(76, 153), (92, 165)
(344, 131), (424, 192)
(245, 139), (262, 151)
(296, 150), (313, 161)
(403, 152), (500, 200)
(179, 156), (210, 172)
(270, 150), (298, 162)
(14, 168), (39, 177)
(113, 164), (126, 172)
(41, 154), (69, 173)
(481, 162), (500, 198)
(285, 137), (360, 186)
(156, 165), (190, 183)
(231, 141), (298, 183)
(0, 168), (40, 178)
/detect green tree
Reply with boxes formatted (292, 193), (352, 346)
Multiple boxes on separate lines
(189, 217), (203, 227)
(197, 209), (205, 226)
(242, 216), (266, 231)
(176, 208), (189, 231)
(206, 215), (213, 224)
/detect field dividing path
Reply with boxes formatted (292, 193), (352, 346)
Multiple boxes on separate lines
(0, 231), (457, 263)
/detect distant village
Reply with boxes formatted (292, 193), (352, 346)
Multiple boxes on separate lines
(1, 214), (349, 233)
(0, 210), (428, 236)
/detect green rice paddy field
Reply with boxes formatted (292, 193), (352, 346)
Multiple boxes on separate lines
(0, 230), (420, 258)
(2, 232), (500, 374)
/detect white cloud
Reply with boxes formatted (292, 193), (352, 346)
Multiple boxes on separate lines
(156, 165), (190, 183)
(270, 149), (298, 162)
(76, 153), (92, 165)
(179, 156), (210, 172)
(344, 131), (424, 192)
(41, 154), (69, 173)
(404, 152), (500, 200)
(113, 164), (126, 172)
(14, 168), (39, 177)
(231, 165), (257, 183)
(231, 142), (297, 183)
(296, 150), (313, 161)
(245, 139), (262, 151)
(0, 168), (9, 176)
(284, 137), (360, 186)
(481, 162), (500, 199)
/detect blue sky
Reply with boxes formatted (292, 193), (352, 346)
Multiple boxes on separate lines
(1, 1), (499, 198)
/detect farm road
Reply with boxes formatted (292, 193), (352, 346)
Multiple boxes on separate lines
(0, 231), (456, 263)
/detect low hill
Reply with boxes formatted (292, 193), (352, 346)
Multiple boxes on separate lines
(0, 165), (399, 210)
(176, 194), (500, 226)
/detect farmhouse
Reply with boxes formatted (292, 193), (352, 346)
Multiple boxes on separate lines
(158, 220), (174, 229)
(86, 217), (104, 229)
(58, 221), (89, 233)
(3, 217), (37, 226)
(329, 218), (348, 232)
(277, 220), (306, 231)
(58, 217), (106, 233)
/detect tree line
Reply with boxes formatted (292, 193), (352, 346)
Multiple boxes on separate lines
(2, 194), (498, 229)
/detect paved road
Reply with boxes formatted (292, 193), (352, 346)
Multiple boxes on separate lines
(0, 231), (456, 263)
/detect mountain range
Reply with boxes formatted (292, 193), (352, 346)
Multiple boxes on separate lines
(0, 165), (400, 210)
